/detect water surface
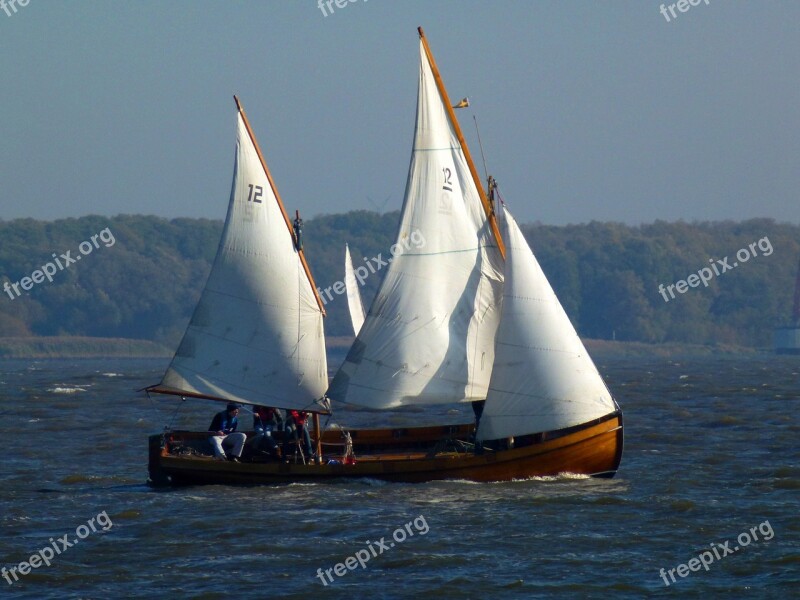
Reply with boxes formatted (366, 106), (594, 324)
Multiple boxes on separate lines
(0, 355), (797, 598)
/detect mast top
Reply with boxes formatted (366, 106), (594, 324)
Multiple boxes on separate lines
(230, 94), (327, 316)
(416, 26), (506, 259)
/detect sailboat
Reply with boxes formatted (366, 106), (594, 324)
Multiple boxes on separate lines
(345, 243), (366, 335)
(147, 28), (623, 486)
(774, 258), (800, 354)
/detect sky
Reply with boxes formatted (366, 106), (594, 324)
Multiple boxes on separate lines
(0, 0), (798, 226)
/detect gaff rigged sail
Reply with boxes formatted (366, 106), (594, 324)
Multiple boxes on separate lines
(329, 38), (504, 408)
(149, 103), (328, 411)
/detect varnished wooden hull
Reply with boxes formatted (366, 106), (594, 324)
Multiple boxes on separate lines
(149, 411), (623, 486)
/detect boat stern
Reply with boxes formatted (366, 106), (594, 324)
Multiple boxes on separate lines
(148, 433), (171, 486)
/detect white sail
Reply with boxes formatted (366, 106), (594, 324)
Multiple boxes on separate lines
(328, 40), (504, 409)
(345, 243), (366, 335)
(152, 110), (328, 410)
(477, 205), (616, 440)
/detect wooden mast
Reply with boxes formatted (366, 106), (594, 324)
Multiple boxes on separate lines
(313, 412), (322, 464)
(417, 27), (506, 260)
(234, 95), (327, 315)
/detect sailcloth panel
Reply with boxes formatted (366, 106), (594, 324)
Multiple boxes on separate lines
(345, 244), (366, 335)
(158, 113), (328, 409)
(328, 40), (504, 409)
(477, 206), (616, 440)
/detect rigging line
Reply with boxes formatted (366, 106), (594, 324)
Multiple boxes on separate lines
(473, 115), (489, 184)
(494, 183), (506, 207)
(300, 399), (326, 412)
(320, 405), (335, 439)
(146, 389), (163, 428)
(166, 395), (188, 431)
(147, 388), (183, 431)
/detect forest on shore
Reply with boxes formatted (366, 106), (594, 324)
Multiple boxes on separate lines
(0, 212), (797, 350)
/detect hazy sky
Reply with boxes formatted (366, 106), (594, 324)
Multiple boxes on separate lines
(1, 1), (798, 226)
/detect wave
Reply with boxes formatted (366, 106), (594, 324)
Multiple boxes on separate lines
(47, 386), (87, 394)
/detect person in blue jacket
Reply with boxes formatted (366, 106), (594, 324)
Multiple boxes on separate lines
(208, 403), (247, 462)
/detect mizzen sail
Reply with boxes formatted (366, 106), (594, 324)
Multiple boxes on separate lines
(150, 103), (328, 410)
(328, 38), (504, 409)
(477, 204), (617, 440)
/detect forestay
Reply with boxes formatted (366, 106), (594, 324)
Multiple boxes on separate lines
(328, 40), (504, 408)
(151, 111), (328, 410)
(477, 205), (616, 440)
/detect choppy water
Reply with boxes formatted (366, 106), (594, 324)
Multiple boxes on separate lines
(0, 355), (798, 599)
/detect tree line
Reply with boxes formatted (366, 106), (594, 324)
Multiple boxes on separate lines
(0, 212), (797, 348)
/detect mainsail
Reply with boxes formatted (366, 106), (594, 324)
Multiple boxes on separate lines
(328, 37), (504, 408)
(477, 204), (617, 440)
(149, 101), (328, 410)
(345, 243), (366, 335)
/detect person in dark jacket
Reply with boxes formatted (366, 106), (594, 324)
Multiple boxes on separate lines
(208, 403), (247, 462)
(252, 406), (283, 456)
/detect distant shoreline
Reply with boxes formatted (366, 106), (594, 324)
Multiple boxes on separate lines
(0, 335), (765, 360)
(0, 336), (171, 359)
(0, 336), (769, 360)
(582, 338), (762, 358)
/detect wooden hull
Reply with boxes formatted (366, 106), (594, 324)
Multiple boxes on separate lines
(149, 411), (623, 486)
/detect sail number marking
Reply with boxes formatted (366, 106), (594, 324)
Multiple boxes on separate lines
(247, 184), (263, 203)
(442, 167), (453, 192)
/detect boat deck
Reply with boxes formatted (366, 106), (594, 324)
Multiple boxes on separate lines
(148, 412), (623, 485)
(157, 423), (476, 464)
